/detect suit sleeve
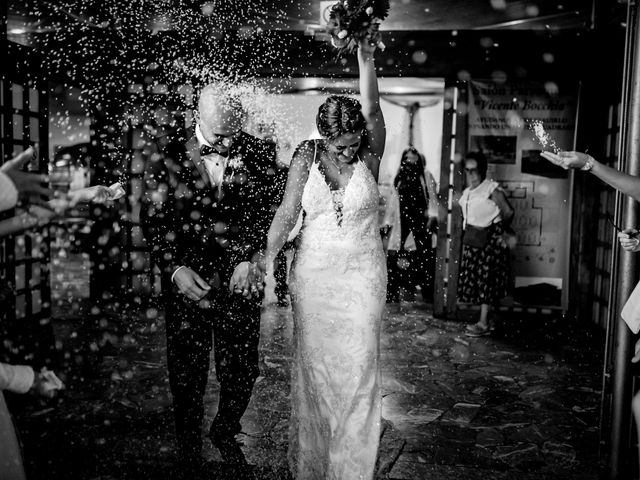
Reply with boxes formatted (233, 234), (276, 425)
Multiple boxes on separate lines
(234, 141), (280, 266)
(140, 146), (186, 278)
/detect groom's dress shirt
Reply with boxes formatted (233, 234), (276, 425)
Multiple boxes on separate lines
(202, 153), (228, 188)
(196, 124), (229, 187)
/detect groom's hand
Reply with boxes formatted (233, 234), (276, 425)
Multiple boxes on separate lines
(229, 261), (265, 298)
(173, 267), (211, 301)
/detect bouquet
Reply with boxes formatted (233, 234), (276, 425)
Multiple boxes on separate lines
(326, 0), (390, 54)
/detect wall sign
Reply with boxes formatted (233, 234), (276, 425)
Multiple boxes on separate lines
(468, 80), (577, 308)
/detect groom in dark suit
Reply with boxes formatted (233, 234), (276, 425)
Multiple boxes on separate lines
(140, 84), (282, 469)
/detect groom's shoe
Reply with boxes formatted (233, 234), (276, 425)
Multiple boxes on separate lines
(208, 429), (248, 466)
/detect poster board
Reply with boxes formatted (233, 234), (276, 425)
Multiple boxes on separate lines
(468, 80), (577, 309)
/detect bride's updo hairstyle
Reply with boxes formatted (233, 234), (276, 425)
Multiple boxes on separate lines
(316, 95), (366, 140)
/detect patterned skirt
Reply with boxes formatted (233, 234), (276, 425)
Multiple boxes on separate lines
(457, 222), (511, 305)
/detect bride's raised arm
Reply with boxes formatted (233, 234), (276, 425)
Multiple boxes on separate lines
(358, 39), (385, 179)
(263, 141), (313, 272)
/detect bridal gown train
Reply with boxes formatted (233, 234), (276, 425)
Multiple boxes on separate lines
(288, 147), (387, 480)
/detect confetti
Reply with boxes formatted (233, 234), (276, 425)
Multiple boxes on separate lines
(529, 120), (561, 154)
(12, 0), (302, 148)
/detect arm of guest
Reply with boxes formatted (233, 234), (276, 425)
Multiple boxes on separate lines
(263, 142), (313, 272)
(541, 151), (640, 203)
(0, 205), (58, 239)
(0, 182), (128, 239)
(0, 362), (34, 394)
(0, 172), (18, 212)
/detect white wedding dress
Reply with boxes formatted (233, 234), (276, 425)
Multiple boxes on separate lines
(288, 145), (387, 480)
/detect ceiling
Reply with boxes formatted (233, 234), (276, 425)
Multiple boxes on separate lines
(284, 0), (597, 31)
(5, 0), (626, 108)
(6, 0), (614, 44)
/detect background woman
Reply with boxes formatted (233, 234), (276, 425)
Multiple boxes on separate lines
(458, 151), (514, 337)
(386, 147), (438, 302)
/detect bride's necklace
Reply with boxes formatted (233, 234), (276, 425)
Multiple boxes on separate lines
(322, 143), (345, 174)
(329, 156), (343, 174)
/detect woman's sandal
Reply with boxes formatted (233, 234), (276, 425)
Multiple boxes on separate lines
(465, 323), (492, 337)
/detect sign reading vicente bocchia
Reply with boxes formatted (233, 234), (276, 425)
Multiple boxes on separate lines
(468, 80), (577, 309)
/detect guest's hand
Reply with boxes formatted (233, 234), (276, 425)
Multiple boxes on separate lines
(173, 267), (211, 301)
(1, 146), (51, 200)
(28, 204), (59, 226)
(540, 151), (592, 170)
(618, 229), (640, 252)
(31, 369), (64, 398)
(229, 261), (264, 298)
(67, 185), (114, 206)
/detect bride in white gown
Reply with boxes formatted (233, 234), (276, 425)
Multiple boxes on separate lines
(263, 39), (386, 480)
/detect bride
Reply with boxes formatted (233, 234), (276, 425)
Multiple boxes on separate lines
(263, 38), (386, 480)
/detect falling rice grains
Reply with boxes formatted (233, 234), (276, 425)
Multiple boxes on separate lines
(529, 120), (561, 154)
(24, 0), (301, 132)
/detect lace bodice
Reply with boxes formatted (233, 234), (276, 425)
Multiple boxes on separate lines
(298, 158), (381, 251)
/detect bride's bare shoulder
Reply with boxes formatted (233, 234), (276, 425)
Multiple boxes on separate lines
(291, 140), (319, 167)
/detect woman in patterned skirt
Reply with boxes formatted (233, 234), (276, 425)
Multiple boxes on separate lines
(457, 151), (514, 337)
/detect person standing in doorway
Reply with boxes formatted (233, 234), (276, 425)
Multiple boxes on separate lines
(458, 151), (514, 337)
(389, 147), (438, 302)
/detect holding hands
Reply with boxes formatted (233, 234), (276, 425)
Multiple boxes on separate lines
(174, 260), (265, 304)
(229, 261), (265, 298)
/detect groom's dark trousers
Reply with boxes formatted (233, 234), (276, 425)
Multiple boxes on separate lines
(165, 291), (261, 460)
(141, 130), (282, 463)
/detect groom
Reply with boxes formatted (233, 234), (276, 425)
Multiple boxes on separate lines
(141, 84), (281, 468)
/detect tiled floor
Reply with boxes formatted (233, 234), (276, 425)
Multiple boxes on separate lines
(14, 291), (603, 480)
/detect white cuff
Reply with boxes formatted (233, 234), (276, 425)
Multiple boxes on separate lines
(0, 172), (19, 212)
(171, 265), (187, 283)
(0, 363), (34, 393)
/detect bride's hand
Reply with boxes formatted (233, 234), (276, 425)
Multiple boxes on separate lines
(230, 261), (264, 298)
(358, 37), (377, 56)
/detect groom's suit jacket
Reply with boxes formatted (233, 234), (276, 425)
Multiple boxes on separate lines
(140, 130), (281, 295)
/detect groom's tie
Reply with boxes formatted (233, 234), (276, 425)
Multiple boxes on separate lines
(200, 144), (219, 157)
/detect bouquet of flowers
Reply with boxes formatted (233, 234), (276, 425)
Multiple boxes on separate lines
(326, 0), (390, 54)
